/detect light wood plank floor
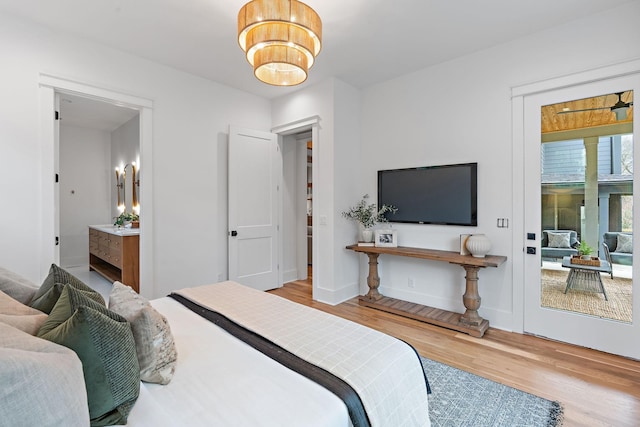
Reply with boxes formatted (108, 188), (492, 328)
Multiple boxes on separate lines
(270, 280), (640, 427)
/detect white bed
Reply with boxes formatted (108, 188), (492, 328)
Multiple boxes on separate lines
(0, 270), (429, 427)
(127, 296), (350, 426)
(126, 281), (431, 427)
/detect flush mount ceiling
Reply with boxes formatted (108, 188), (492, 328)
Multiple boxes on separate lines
(237, 0), (322, 86)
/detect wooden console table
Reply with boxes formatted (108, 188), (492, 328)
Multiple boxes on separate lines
(346, 244), (507, 337)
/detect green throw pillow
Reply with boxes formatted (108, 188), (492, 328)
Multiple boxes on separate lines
(38, 285), (140, 426)
(30, 264), (105, 313)
(37, 284), (108, 337)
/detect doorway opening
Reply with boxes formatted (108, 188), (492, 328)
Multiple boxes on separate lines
(517, 68), (640, 359)
(280, 130), (313, 286)
(272, 116), (320, 296)
(305, 137), (313, 283)
(58, 93), (140, 271)
(539, 91), (633, 323)
(284, 135), (313, 286)
(39, 74), (154, 297)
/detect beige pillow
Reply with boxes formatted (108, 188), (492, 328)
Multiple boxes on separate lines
(0, 291), (48, 335)
(0, 266), (39, 305)
(109, 282), (177, 384)
(547, 231), (571, 248)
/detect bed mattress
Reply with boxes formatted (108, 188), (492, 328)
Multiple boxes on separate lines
(124, 281), (431, 426)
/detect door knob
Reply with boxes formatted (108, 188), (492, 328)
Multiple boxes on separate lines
(230, 230), (238, 237)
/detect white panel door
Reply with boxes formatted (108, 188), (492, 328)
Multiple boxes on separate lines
(523, 74), (640, 359)
(228, 126), (280, 291)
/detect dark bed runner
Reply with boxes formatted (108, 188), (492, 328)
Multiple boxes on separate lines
(170, 293), (371, 427)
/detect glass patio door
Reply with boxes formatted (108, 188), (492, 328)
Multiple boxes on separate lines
(523, 74), (640, 359)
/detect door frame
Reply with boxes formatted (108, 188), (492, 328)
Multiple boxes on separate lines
(272, 116), (320, 298)
(38, 74), (155, 298)
(512, 59), (640, 338)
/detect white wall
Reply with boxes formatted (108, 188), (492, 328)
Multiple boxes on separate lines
(358, 2), (640, 330)
(272, 78), (362, 304)
(59, 126), (112, 267)
(0, 13), (271, 298)
(3, 2), (639, 322)
(272, 2), (640, 329)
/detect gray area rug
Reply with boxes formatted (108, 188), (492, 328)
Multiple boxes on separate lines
(421, 357), (563, 427)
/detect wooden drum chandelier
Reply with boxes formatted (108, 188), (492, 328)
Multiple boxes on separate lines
(238, 0), (322, 86)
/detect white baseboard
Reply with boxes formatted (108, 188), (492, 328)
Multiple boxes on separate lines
(313, 282), (359, 306)
(283, 269), (298, 284)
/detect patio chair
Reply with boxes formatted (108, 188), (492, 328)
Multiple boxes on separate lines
(601, 242), (615, 279)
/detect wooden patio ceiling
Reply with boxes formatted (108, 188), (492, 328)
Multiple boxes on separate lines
(541, 90), (633, 134)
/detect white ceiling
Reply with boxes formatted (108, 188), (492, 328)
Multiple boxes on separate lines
(2, 0), (635, 102)
(59, 93), (139, 132)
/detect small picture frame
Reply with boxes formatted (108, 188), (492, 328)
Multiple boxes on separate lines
(375, 229), (397, 247)
(460, 234), (472, 255)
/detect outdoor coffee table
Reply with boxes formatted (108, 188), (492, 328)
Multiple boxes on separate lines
(561, 256), (610, 301)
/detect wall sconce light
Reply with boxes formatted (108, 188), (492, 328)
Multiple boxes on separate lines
(115, 167), (125, 212)
(132, 162), (140, 214)
(115, 162), (141, 215)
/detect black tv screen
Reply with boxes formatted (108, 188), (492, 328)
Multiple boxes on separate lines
(377, 163), (477, 226)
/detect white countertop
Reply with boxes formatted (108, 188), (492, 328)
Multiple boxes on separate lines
(89, 224), (140, 236)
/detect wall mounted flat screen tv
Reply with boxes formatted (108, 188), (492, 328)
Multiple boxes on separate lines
(378, 163), (477, 226)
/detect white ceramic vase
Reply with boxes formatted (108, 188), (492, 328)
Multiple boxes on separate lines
(466, 234), (491, 258)
(361, 228), (374, 243)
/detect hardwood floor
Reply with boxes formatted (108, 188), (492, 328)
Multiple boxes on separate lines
(270, 280), (640, 427)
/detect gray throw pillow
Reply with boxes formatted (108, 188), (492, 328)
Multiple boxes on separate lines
(0, 322), (90, 426)
(616, 233), (633, 253)
(109, 281), (178, 385)
(30, 264), (105, 314)
(0, 266), (39, 305)
(547, 231), (571, 248)
(38, 285), (140, 426)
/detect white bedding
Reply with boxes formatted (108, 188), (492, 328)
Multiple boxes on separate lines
(126, 281), (430, 427)
(125, 297), (350, 427)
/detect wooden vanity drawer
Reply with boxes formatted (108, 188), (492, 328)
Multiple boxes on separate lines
(89, 237), (99, 254)
(109, 235), (122, 250)
(98, 243), (111, 259)
(109, 248), (122, 268)
(99, 237), (111, 250)
(89, 226), (139, 293)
